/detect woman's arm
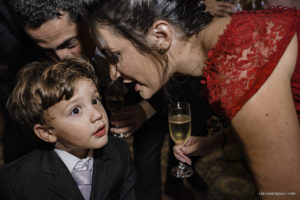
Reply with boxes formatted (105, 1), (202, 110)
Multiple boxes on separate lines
(231, 34), (300, 199)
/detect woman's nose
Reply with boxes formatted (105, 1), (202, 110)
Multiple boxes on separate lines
(109, 64), (121, 81)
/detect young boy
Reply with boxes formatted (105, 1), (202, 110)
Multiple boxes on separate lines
(0, 58), (138, 200)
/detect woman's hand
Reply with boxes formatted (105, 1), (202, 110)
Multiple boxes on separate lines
(173, 133), (223, 165)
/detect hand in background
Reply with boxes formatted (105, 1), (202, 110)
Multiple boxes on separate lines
(110, 103), (147, 137)
(173, 134), (223, 165)
(205, 0), (235, 17)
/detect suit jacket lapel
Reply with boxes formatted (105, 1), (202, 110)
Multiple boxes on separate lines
(90, 148), (111, 200)
(42, 150), (84, 200)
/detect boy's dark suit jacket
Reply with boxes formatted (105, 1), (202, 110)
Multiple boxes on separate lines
(0, 136), (138, 200)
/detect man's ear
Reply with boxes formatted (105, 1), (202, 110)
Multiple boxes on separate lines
(146, 20), (172, 52)
(33, 124), (57, 143)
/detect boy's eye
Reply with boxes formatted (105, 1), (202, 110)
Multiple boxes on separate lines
(92, 97), (102, 105)
(71, 107), (81, 115)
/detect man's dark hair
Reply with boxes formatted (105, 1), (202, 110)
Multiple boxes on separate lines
(14, 0), (81, 29)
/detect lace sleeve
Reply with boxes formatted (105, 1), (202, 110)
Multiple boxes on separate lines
(202, 7), (300, 120)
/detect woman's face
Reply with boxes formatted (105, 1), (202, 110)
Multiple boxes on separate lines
(96, 26), (166, 99)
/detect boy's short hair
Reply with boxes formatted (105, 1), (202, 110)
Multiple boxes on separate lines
(7, 57), (99, 131)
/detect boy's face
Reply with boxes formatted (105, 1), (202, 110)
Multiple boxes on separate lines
(45, 79), (108, 157)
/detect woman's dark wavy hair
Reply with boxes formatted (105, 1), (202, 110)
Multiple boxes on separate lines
(14, 0), (82, 29)
(81, 0), (213, 65)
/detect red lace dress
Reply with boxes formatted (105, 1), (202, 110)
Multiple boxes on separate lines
(202, 7), (300, 121)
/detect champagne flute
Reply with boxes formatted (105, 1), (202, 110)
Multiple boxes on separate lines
(168, 102), (194, 178)
(104, 80), (125, 138)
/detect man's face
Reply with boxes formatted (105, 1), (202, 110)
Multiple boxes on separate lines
(25, 12), (95, 59)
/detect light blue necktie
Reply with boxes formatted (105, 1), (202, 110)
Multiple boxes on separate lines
(71, 159), (93, 200)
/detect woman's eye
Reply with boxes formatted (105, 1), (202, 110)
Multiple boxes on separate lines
(112, 52), (121, 63)
(101, 49), (121, 64)
(71, 107), (81, 115)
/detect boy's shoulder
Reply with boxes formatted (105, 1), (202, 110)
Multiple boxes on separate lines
(105, 135), (129, 149)
(99, 136), (131, 161)
(107, 135), (128, 147)
(0, 149), (53, 176)
(2, 149), (42, 166)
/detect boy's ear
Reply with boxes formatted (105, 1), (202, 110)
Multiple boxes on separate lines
(33, 124), (57, 143)
(146, 20), (172, 52)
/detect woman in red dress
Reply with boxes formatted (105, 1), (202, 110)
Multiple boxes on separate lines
(81, 0), (300, 197)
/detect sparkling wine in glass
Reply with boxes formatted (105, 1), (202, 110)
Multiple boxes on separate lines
(104, 80), (125, 138)
(168, 102), (194, 178)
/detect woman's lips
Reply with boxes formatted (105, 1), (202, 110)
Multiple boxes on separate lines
(93, 126), (106, 137)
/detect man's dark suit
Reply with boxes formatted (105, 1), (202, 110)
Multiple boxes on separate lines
(0, 136), (138, 200)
